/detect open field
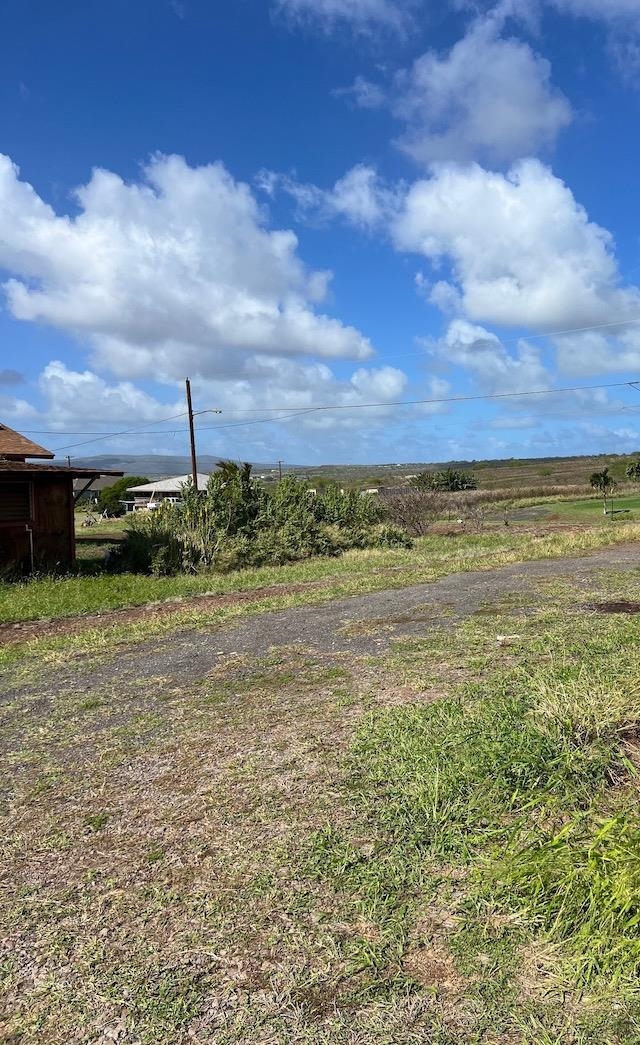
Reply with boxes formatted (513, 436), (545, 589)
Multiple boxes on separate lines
(530, 494), (640, 520)
(75, 448), (640, 493)
(259, 450), (640, 492)
(3, 540), (640, 1042)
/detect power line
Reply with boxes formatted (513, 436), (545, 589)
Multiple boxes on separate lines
(16, 316), (640, 443)
(50, 410), (189, 452)
(32, 378), (639, 451)
(206, 379), (638, 420)
(367, 317), (640, 363)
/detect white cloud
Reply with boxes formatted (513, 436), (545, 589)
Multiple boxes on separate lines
(393, 158), (640, 331)
(37, 361), (184, 429)
(552, 0), (640, 21)
(553, 328), (640, 376)
(0, 394), (36, 423)
(333, 75), (387, 109)
(273, 0), (415, 35)
(429, 318), (551, 393)
(0, 153), (374, 387)
(11, 357), (414, 460)
(258, 164), (401, 230)
(392, 16), (571, 165)
(550, 0), (640, 78)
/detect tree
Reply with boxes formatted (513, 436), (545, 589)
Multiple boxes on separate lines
(409, 468), (477, 492)
(98, 476), (148, 517)
(589, 467), (616, 514)
(625, 460), (640, 483)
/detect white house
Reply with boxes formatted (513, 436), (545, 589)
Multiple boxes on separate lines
(124, 474), (211, 511)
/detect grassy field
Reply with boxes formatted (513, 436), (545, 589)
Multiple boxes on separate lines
(284, 450), (640, 493)
(536, 494), (640, 520)
(1, 524), (639, 673)
(3, 548), (640, 1041)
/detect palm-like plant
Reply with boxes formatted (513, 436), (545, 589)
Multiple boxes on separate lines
(589, 467), (616, 514)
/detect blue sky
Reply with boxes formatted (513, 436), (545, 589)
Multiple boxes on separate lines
(1, 0), (640, 464)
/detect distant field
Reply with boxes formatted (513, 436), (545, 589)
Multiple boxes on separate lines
(299, 451), (640, 492)
(518, 494), (640, 522)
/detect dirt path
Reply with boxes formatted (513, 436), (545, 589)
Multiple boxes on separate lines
(4, 542), (638, 699)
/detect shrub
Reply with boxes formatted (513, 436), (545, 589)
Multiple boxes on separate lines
(114, 464), (410, 575)
(371, 524), (413, 548)
(98, 476), (148, 517)
(383, 490), (448, 536)
(625, 460), (640, 482)
(410, 468), (477, 492)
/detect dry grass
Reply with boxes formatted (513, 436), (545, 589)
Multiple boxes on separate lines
(1, 648), (451, 1044)
(4, 555), (640, 1042)
(2, 522), (638, 671)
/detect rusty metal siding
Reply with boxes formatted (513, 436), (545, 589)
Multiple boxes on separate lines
(0, 473), (75, 571)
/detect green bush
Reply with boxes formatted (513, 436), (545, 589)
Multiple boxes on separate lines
(114, 463), (409, 575)
(409, 468), (477, 492)
(98, 476), (149, 517)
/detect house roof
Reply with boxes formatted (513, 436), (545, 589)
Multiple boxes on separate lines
(127, 474), (210, 495)
(72, 475), (120, 493)
(0, 462), (123, 478)
(0, 422), (54, 460)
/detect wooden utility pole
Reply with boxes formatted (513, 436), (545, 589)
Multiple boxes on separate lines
(278, 459), (283, 481)
(185, 378), (199, 492)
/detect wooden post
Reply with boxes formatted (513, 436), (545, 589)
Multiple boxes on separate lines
(185, 378), (199, 492)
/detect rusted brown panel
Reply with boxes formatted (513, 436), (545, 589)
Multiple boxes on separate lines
(0, 526), (30, 571)
(32, 475), (74, 568)
(0, 473), (75, 571)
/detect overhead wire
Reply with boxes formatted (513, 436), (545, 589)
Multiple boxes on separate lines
(34, 377), (640, 451)
(48, 410), (190, 452)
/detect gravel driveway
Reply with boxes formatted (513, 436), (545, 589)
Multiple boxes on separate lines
(6, 541), (636, 699)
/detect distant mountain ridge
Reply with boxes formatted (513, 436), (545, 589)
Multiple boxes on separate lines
(67, 454), (283, 476)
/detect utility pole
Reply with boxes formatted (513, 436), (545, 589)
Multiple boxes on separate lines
(278, 459), (283, 481)
(66, 455), (71, 469)
(185, 378), (199, 492)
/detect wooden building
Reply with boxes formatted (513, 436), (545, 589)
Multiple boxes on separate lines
(0, 422), (121, 573)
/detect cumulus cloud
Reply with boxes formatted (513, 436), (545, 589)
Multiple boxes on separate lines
(427, 319), (551, 393)
(423, 321), (625, 424)
(257, 164), (401, 230)
(0, 153), (374, 387)
(15, 357), (413, 459)
(392, 16), (571, 165)
(553, 328), (640, 376)
(393, 158), (640, 331)
(37, 361), (184, 429)
(273, 0), (416, 35)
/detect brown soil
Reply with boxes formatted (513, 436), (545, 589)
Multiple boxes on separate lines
(403, 944), (465, 996)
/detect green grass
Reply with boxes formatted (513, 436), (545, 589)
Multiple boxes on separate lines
(2, 523), (638, 628)
(0, 523), (638, 673)
(4, 550), (640, 1040)
(527, 494), (640, 520)
(305, 574), (640, 1041)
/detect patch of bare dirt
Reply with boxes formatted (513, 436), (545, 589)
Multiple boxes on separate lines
(403, 944), (465, 997)
(585, 600), (640, 614)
